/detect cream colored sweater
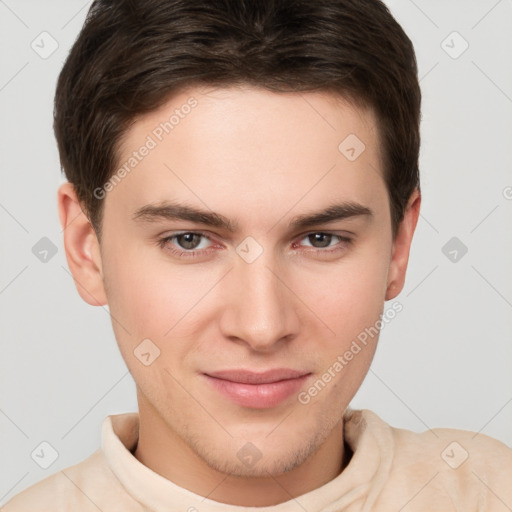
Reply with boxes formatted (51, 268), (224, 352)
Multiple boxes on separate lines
(3, 409), (512, 511)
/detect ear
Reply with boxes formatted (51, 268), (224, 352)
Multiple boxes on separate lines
(385, 189), (421, 300)
(57, 182), (107, 306)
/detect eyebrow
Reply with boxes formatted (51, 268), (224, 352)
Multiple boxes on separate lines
(132, 201), (373, 232)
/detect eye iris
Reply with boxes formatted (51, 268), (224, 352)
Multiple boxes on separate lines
(178, 233), (201, 250)
(309, 233), (332, 248)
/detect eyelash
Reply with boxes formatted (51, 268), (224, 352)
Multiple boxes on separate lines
(157, 231), (353, 259)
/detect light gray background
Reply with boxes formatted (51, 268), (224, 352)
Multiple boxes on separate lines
(1, 0), (511, 503)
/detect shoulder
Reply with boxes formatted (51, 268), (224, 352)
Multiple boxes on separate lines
(360, 410), (512, 511)
(391, 419), (512, 479)
(1, 449), (139, 512)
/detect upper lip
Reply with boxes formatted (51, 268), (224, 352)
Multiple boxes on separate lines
(205, 368), (310, 384)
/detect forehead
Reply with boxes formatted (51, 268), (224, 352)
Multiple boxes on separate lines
(106, 85), (387, 228)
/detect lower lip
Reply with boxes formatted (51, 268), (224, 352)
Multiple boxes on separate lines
(204, 374), (310, 409)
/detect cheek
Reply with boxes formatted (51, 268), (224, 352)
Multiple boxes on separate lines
(104, 259), (161, 332)
(295, 265), (388, 411)
(295, 244), (390, 336)
(102, 235), (189, 326)
(101, 251), (189, 398)
(101, 242), (218, 367)
(291, 237), (391, 403)
(100, 242), (176, 352)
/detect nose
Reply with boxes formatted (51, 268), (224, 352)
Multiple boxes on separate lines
(218, 249), (301, 352)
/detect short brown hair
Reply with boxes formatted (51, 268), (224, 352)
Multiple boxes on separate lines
(54, 0), (421, 240)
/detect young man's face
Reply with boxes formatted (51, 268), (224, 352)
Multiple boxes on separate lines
(60, 85), (419, 481)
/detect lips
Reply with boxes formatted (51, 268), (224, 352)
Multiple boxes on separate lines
(206, 368), (308, 384)
(203, 368), (311, 409)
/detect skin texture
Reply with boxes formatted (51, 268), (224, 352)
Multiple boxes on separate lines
(58, 85), (420, 507)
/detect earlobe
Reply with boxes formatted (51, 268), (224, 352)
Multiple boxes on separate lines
(385, 189), (421, 300)
(57, 182), (108, 306)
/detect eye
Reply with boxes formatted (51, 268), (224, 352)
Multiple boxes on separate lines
(171, 232), (210, 250)
(158, 230), (353, 260)
(302, 233), (338, 248)
(301, 231), (351, 252)
(158, 232), (215, 258)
